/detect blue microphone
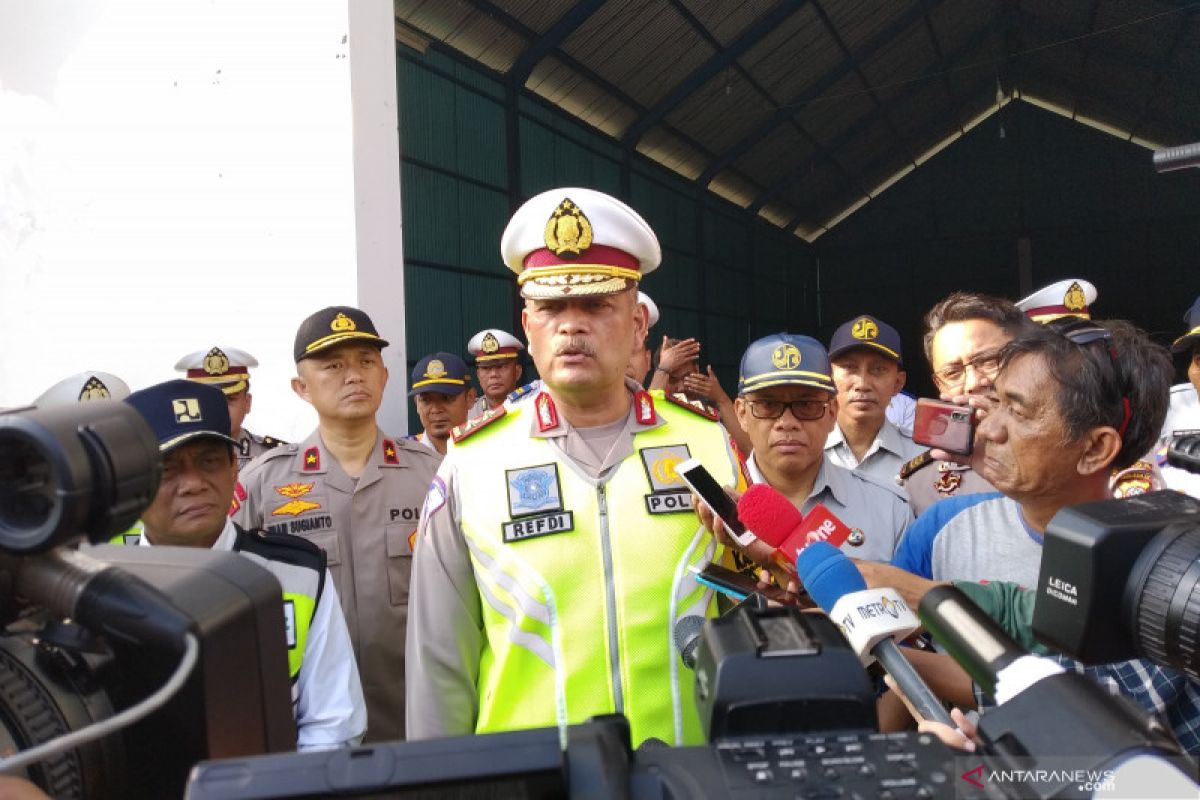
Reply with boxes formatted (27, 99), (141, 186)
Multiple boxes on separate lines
(797, 542), (954, 727)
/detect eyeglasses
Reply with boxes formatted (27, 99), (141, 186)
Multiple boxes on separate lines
(932, 348), (1004, 388)
(1049, 318), (1132, 438)
(745, 398), (831, 421)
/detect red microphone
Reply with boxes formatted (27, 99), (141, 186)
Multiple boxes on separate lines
(736, 484), (852, 576)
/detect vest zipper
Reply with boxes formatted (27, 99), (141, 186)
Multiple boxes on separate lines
(596, 483), (624, 715)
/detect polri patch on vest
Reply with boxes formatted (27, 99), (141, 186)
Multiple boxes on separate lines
(502, 511), (575, 543)
(645, 490), (695, 515)
(639, 445), (695, 514)
(506, 463), (563, 517)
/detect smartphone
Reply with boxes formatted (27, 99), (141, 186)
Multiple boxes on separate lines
(688, 563), (801, 607)
(912, 398), (975, 456)
(675, 458), (756, 546)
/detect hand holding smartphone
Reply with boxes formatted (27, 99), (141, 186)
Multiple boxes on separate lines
(911, 398), (975, 456)
(676, 458), (757, 546)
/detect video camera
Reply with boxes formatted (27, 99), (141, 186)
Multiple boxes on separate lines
(0, 402), (296, 798)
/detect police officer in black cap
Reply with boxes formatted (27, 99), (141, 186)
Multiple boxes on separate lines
(233, 305), (440, 742)
(408, 352), (476, 455)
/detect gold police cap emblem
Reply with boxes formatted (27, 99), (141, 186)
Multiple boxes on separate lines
(544, 198), (593, 258)
(851, 317), (879, 341)
(771, 344), (802, 370)
(425, 359), (447, 379)
(482, 332), (499, 354)
(1064, 281), (1087, 312)
(331, 312), (357, 333)
(78, 376), (111, 401)
(202, 347), (230, 376)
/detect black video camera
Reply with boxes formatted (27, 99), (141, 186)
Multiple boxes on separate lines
(0, 401), (295, 799)
(1033, 490), (1200, 679)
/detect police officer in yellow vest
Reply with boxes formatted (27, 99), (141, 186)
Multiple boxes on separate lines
(122, 379), (365, 750)
(406, 188), (745, 747)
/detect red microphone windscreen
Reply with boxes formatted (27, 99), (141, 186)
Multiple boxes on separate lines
(737, 483), (804, 547)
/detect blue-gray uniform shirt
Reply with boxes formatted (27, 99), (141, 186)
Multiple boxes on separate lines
(745, 453), (912, 563)
(823, 419), (924, 486)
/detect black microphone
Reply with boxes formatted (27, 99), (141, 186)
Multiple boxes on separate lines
(673, 615), (706, 670)
(1153, 142), (1200, 173)
(918, 584), (1063, 702)
(6, 547), (195, 654)
(796, 543), (955, 727)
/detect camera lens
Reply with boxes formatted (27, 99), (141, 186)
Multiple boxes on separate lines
(1125, 523), (1200, 683)
(0, 402), (160, 553)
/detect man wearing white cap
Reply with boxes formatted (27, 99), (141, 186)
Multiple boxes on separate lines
(465, 328), (525, 421)
(175, 346), (286, 470)
(626, 291), (659, 384)
(1015, 278), (1097, 323)
(407, 188), (745, 747)
(34, 371), (130, 406)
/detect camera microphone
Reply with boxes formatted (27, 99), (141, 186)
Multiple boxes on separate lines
(1167, 433), (1200, 475)
(5, 547), (195, 654)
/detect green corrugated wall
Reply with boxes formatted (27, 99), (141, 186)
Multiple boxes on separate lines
(397, 43), (817, 431)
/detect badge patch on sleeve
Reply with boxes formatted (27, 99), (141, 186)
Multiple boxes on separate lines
(639, 445), (695, 514)
(421, 476), (448, 520)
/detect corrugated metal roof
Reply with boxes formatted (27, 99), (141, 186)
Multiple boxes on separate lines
(397, 0), (1200, 238)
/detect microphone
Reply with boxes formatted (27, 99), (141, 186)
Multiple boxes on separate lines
(1167, 433), (1200, 475)
(673, 614), (706, 670)
(736, 484), (851, 578)
(4, 546), (195, 654)
(918, 584), (1065, 704)
(796, 542), (955, 727)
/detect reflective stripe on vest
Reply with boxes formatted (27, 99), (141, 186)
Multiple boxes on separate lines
(452, 392), (741, 746)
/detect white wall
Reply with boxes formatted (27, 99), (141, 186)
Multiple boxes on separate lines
(0, 0), (407, 439)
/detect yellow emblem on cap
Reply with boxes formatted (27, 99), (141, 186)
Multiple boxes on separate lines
(771, 344), (802, 370)
(543, 198), (593, 258)
(203, 347), (230, 376)
(78, 376), (111, 401)
(331, 312), (357, 333)
(1063, 281), (1087, 312)
(482, 332), (499, 354)
(172, 398), (202, 423)
(851, 317), (879, 341)
(425, 359), (447, 379)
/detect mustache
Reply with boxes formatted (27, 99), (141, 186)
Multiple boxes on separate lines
(553, 337), (596, 357)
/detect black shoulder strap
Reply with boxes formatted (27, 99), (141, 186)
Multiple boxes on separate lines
(233, 523), (327, 606)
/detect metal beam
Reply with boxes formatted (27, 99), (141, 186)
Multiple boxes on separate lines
(698, 0), (945, 187)
(508, 0), (609, 85)
(621, 0), (807, 148)
(749, 9), (1004, 215)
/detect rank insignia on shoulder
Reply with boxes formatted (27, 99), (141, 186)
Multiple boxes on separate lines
(634, 390), (657, 425)
(382, 438), (399, 465)
(262, 436), (286, 449)
(897, 450), (935, 482)
(303, 447), (321, 471)
(535, 392), (559, 432)
(452, 405), (507, 443)
(507, 382), (537, 402)
(663, 392), (720, 421)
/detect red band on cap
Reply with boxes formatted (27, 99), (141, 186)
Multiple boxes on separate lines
(187, 367), (249, 379)
(523, 244), (640, 271)
(1023, 304), (1090, 319)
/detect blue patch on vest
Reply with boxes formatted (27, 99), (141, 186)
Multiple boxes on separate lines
(506, 463), (562, 517)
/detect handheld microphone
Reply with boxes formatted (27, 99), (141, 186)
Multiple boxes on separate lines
(918, 584), (1063, 703)
(796, 542), (955, 727)
(736, 484), (851, 578)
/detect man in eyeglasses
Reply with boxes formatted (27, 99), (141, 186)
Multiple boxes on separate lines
(729, 333), (912, 563)
(898, 292), (1036, 516)
(887, 317), (1172, 589)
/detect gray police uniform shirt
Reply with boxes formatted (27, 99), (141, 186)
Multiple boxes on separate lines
(236, 427), (285, 471)
(745, 453), (912, 563)
(902, 460), (995, 518)
(824, 419), (924, 485)
(136, 518), (366, 749)
(466, 395), (492, 421)
(234, 428), (441, 742)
